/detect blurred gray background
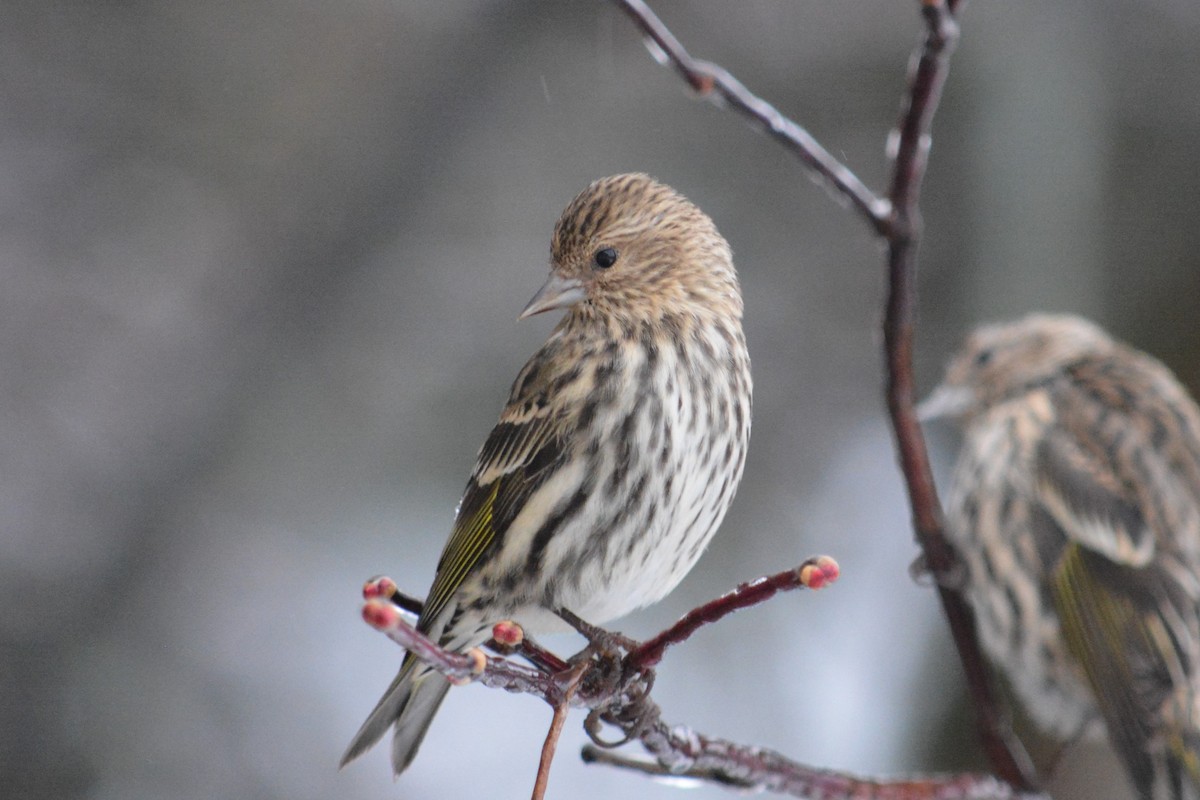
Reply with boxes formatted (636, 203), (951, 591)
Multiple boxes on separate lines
(3, 1), (1199, 799)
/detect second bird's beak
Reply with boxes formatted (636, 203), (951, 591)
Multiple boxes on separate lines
(916, 384), (974, 422)
(519, 274), (587, 319)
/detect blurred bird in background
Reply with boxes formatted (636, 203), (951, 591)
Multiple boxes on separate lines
(923, 313), (1200, 800)
(341, 173), (752, 776)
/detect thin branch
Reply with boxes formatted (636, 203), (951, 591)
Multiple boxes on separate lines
(611, 0), (890, 235)
(363, 576), (571, 673)
(879, 2), (1038, 789)
(361, 600), (567, 701)
(581, 747), (755, 790)
(362, 574), (424, 616)
(532, 661), (588, 800)
(360, 557), (835, 701)
(360, 561), (1046, 800)
(628, 555), (839, 670)
(585, 730), (1032, 800)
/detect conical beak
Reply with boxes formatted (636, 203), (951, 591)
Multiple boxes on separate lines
(519, 274), (587, 320)
(915, 384), (974, 422)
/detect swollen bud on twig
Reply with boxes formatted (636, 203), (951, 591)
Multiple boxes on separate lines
(362, 599), (400, 630)
(361, 575), (398, 601)
(448, 650), (488, 686)
(492, 620), (525, 647)
(798, 555), (840, 590)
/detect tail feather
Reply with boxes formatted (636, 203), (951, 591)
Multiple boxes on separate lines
(340, 658), (451, 774)
(1162, 727), (1200, 800)
(340, 660), (414, 769)
(389, 673), (451, 774)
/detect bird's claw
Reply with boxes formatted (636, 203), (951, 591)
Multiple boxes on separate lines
(556, 607), (639, 655)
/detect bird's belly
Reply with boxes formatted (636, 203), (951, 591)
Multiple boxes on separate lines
(465, 332), (750, 639)
(548, 362), (747, 625)
(556, 428), (741, 623)
(465, 445), (739, 637)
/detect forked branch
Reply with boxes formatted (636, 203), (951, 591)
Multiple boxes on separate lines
(611, 0), (888, 234)
(360, 558), (1034, 799)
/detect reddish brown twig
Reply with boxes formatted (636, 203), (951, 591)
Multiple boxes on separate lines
(532, 660), (589, 800)
(360, 557), (837, 697)
(364, 576), (570, 674)
(583, 682), (1037, 800)
(880, 2), (1037, 789)
(360, 556), (1042, 799)
(628, 555), (839, 670)
(609, 0), (1040, 791)
(361, 599), (568, 700)
(361, 600), (482, 682)
(362, 574), (424, 616)
(584, 738), (1029, 800)
(611, 0), (889, 235)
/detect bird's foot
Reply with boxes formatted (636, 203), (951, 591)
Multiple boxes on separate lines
(556, 607), (639, 657)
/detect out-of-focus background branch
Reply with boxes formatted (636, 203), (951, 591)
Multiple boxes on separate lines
(3, 3), (1199, 799)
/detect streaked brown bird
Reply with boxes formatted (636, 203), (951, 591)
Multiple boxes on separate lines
(341, 173), (752, 775)
(923, 313), (1200, 800)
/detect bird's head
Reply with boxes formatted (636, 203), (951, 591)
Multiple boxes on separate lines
(520, 173), (741, 325)
(920, 313), (1114, 422)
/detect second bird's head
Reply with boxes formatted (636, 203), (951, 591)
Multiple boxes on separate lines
(920, 313), (1115, 423)
(520, 173), (742, 324)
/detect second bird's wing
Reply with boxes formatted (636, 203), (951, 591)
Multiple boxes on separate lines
(1032, 416), (1200, 798)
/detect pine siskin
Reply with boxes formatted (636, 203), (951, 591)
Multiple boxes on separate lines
(923, 313), (1200, 800)
(341, 173), (752, 775)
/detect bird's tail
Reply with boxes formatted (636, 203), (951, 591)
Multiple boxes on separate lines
(340, 656), (451, 775)
(1161, 725), (1200, 800)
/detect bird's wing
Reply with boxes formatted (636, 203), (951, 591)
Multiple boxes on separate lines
(1034, 425), (1157, 568)
(341, 358), (567, 773)
(418, 366), (566, 638)
(1032, 420), (1200, 796)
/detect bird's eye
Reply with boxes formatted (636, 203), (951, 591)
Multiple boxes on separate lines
(593, 248), (618, 269)
(974, 348), (994, 368)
